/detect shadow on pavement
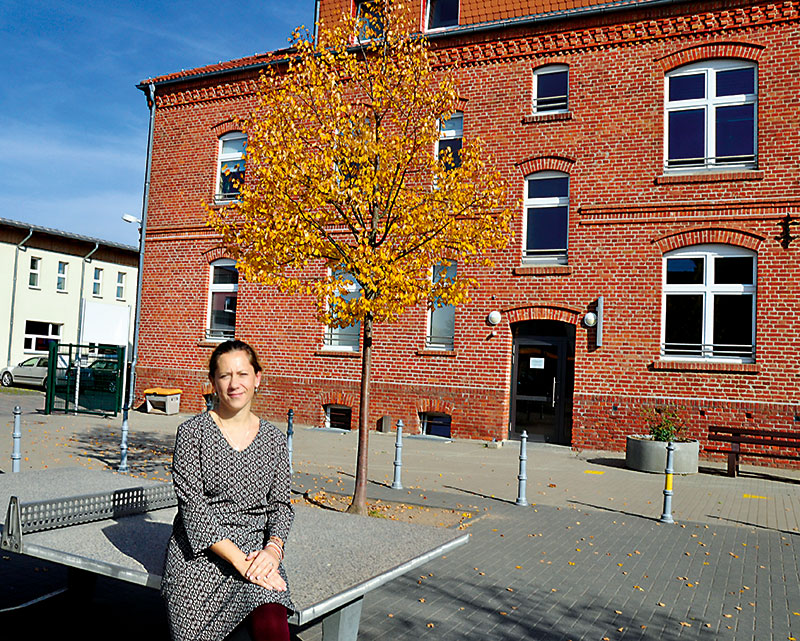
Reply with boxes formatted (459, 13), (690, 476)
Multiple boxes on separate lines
(71, 426), (174, 479)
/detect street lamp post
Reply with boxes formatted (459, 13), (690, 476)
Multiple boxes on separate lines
(120, 213), (145, 473)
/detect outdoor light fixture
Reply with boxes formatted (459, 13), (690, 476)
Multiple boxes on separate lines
(122, 213), (141, 225)
(583, 311), (598, 328)
(487, 310), (501, 326)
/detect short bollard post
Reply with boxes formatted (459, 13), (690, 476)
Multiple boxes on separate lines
(660, 441), (675, 524)
(392, 419), (404, 490)
(516, 430), (528, 507)
(287, 408), (294, 475)
(12, 405), (22, 473)
(118, 403), (130, 473)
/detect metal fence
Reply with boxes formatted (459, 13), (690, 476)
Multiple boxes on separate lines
(44, 343), (124, 416)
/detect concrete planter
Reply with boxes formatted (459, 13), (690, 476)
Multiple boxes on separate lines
(625, 435), (699, 474)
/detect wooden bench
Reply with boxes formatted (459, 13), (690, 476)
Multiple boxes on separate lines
(706, 426), (800, 477)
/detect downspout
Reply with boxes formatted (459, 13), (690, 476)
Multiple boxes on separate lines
(6, 228), (33, 367)
(77, 242), (99, 344)
(313, 0), (321, 45)
(128, 82), (155, 407)
(119, 82), (155, 473)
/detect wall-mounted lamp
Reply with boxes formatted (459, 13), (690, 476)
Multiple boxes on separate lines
(583, 312), (598, 328)
(487, 310), (501, 326)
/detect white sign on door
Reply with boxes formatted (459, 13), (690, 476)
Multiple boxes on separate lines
(529, 357), (545, 369)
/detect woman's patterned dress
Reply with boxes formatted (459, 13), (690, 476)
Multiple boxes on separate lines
(161, 412), (295, 640)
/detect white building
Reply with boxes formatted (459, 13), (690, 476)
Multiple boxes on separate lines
(0, 218), (138, 371)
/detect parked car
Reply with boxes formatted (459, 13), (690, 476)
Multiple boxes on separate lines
(83, 359), (119, 393)
(1, 356), (49, 388)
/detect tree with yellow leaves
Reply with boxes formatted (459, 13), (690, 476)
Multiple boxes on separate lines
(208, 0), (512, 514)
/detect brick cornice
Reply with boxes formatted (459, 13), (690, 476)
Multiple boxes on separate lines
(155, 2), (800, 109)
(433, 1), (800, 69)
(579, 197), (800, 225)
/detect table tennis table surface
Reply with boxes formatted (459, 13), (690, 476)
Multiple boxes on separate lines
(0, 468), (469, 627)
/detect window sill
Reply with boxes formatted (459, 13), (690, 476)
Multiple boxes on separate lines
(56, 290), (68, 294)
(514, 264), (571, 276)
(197, 339), (227, 348)
(522, 111), (572, 124)
(315, 349), (361, 358)
(28, 286), (41, 291)
(650, 359), (759, 374)
(416, 348), (458, 357)
(655, 170), (764, 185)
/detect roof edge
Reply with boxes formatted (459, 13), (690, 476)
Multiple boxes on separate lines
(136, 0), (699, 91)
(0, 217), (138, 254)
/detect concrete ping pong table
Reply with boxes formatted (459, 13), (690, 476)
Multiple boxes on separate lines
(0, 468), (469, 640)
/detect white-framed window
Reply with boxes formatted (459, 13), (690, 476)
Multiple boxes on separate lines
(664, 59), (757, 171)
(437, 112), (463, 170)
(324, 271), (361, 351)
(523, 171), (569, 263)
(661, 244), (756, 361)
(216, 132), (247, 202)
(426, 0), (458, 30)
(23, 321), (61, 353)
(532, 65), (568, 113)
(116, 272), (126, 300)
(28, 256), (41, 288)
(355, 0), (382, 40)
(92, 267), (103, 297)
(56, 261), (68, 292)
(427, 262), (456, 350)
(207, 259), (238, 340)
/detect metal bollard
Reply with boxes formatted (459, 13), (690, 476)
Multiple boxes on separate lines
(12, 405), (22, 473)
(287, 408), (294, 475)
(392, 419), (404, 490)
(516, 431), (528, 506)
(119, 402), (130, 473)
(660, 441), (675, 524)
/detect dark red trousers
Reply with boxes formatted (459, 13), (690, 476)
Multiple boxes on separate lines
(227, 603), (290, 641)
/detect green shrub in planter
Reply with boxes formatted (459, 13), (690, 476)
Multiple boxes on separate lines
(643, 406), (686, 442)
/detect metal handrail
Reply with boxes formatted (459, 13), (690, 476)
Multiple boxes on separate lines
(665, 154), (757, 170)
(661, 342), (755, 359)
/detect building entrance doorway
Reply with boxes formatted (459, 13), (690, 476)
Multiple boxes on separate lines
(509, 320), (574, 444)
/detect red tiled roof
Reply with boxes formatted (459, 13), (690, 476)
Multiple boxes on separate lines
(140, 0), (681, 87)
(460, 0), (672, 28)
(138, 48), (294, 87)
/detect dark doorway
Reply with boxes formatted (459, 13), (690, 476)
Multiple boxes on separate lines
(509, 320), (575, 444)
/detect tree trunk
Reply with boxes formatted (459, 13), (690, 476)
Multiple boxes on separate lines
(347, 313), (373, 515)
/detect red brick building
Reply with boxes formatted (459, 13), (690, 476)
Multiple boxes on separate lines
(136, 0), (800, 466)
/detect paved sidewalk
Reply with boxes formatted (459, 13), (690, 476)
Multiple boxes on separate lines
(1, 391), (798, 640)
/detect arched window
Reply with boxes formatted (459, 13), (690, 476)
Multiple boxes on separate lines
(664, 60), (757, 170)
(532, 65), (569, 114)
(523, 171), (569, 264)
(215, 132), (246, 202)
(207, 259), (238, 340)
(662, 244), (756, 361)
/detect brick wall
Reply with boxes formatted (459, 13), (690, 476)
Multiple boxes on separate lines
(137, 0), (800, 469)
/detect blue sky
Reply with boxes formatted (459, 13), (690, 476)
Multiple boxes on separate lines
(0, 1), (314, 246)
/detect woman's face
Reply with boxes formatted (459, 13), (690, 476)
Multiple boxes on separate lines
(211, 350), (262, 413)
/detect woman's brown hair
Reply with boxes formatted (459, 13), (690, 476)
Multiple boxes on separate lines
(208, 340), (263, 378)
